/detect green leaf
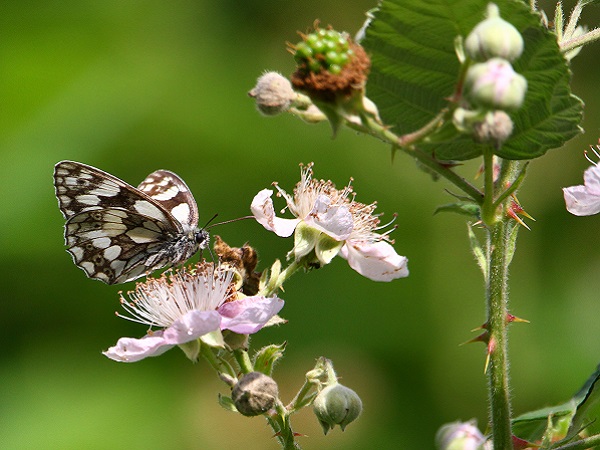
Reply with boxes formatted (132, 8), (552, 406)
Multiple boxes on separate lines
(253, 342), (287, 376)
(434, 202), (480, 218)
(467, 224), (487, 280)
(362, 0), (583, 160)
(217, 394), (238, 413)
(512, 364), (600, 443)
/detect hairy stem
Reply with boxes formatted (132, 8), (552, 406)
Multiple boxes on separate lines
(486, 219), (514, 450)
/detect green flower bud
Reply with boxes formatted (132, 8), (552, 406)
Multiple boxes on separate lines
(248, 72), (296, 116)
(465, 3), (524, 62)
(232, 372), (279, 417)
(313, 383), (362, 434)
(464, 58), (527, 110)
(435, 420), (487, 450)
(473, 110), (514, 145)
(453, 108), (514, 146)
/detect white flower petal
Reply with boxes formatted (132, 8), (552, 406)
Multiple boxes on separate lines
(251, 189), (300, 237)
(563, 185), (600, 216)
(219, 296), (285, 334)
(583, 164), (600, 195)
(162, 310), (222, 345)
(307, 195), (353, 240)
(103, 331), (173, 362)
(340, 241), (409, 282)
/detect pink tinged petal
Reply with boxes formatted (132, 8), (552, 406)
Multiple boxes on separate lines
(162, 310), (222, 345)
(583, 164), (600, 195)
(307, 195), (353, 240)
(218, 296), (285, 334)
(563, 185), (600, 216)
(103, 331), (173, 362)
(340, 241), (409, 282)
(251, 189), (300, 237)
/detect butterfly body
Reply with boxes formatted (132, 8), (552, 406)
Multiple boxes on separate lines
(54, 161), (209, 284)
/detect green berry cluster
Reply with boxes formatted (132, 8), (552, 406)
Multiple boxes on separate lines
(294, 29), (354, 75)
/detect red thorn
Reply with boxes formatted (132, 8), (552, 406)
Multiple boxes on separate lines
(507, 313), (530, 324)
(460, 331), (489, 346)
(471, 322), (489, 332)
(484, 336), (497, 374)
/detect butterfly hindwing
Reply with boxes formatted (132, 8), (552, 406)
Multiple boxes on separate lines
(137, 169), (199, 229)
(53, 161), (207, 285)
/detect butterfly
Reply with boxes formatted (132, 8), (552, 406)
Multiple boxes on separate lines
(53, 161), (210, 284)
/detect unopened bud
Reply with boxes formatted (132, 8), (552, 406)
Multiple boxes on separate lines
(249, 72), (296, 116)
(464, 58), (527, 110)
(473, 110), (514, 145)
(465, 3), (524, 62)
(435, 420), (487, 450)
(313, 383), (362, 434)
(232, 372), (279, 416)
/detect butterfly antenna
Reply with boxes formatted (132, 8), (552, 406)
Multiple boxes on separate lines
(206, 215), (255, 229)
(203, 213), (219, 229)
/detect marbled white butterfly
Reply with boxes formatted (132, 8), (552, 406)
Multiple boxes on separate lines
(53, 161), (210, 284)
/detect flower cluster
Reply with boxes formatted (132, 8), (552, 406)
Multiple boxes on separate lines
(104, 262), (284, 362)
(251, 163), (408, 282)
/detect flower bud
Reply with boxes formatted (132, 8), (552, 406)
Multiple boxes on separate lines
(232, 372), (279, 416)
(464, 58), (527, 110)
(248, 72), (296, 116)
(435, 420), (487, 450)
(313, 383), (362, 434)
(465, 3), (524, 62)
(473, 110), (514, 145)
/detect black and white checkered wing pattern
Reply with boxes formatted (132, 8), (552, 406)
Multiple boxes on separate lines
(53, 161), (202, 285)
(137, 170), (199, 230)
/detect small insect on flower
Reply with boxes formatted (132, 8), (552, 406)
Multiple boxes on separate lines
(53, 161), (210, 284)
(104, 262), (284, 362)
(251, 163), (409, 282)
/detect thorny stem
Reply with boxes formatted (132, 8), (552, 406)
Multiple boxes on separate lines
(267, 401), (301, 450)
(552, 433), (600, 450)
(483, 156), (523, 450)
(349, 114), (485, 204)
(486, 219), (514, 450)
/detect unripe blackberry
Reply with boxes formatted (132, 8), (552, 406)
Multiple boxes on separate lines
(290, 26), (370, 103)
(293, 28), (354, 75)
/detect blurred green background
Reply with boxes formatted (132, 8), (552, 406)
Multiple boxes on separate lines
(2, 1), (600, 448)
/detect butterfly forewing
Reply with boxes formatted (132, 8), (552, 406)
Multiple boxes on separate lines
(53, 161), (207, 285)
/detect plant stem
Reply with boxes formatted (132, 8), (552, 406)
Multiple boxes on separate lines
(233, 349), (254, 374)
(353, 114), (485, 204)
(262, 259), (304, 298)
(267, 401), (301, 450)
(486, 219), (514, 449)
(553, 433), (600, 450)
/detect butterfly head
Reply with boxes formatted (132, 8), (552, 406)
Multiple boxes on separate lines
(195, 228), (210, 250)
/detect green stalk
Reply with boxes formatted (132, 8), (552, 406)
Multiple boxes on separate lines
(553, 434), (600, 450)
(483, 154), (520, 450)
(486, 219), (514, 450)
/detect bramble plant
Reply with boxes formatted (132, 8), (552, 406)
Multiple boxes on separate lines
(246, 0), (600, 449)
(57, 1), (600, 449)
